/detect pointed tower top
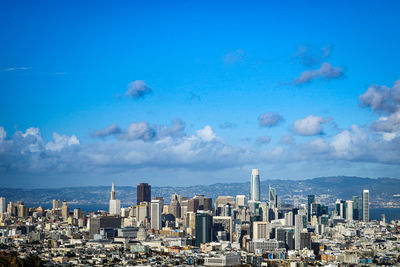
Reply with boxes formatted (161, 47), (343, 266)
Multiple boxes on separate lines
(112, 182), (115, 191)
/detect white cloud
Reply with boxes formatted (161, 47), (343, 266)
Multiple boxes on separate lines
(360, 79), (400, 140)
(293, 115), (331, 136)
(125, 80), (153, 99)
(45, 133), (80, 151)
(196, 125), (219, 142)
(293, 62), (345, 85)
(258, 112), (284, 127)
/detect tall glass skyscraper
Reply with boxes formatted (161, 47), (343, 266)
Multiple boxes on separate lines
(269, 186), (277, 208)
(250, 169), (260, 201)
(352, 196), (360, 220)
(362, 189), (369, 222)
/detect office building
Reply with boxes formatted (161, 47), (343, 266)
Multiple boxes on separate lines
(203, 197), (212, 211)
(253, 221), (270, 240)
(295, 214), (303, 250)
(195, 212), (213, 246)
(188, 198), (199, 213)
(250, 169), (260, 201)
(0, 197), (6, 213)
(151, 200), (162, 230)
(89, 216), (122, 239)
(352, 196), (360, 220)
(73, 208), (82, 220)
(362, 189), (369, 222)
(236, 195), (246, 208)
(137, 183), (151, 204)
(109, 182), (121, 216)
(346, 200), (353, 221)
(52, 199), (61, 210)
(17, 203), (28, 218)
(61, 200), (69, 218)
(307, 195), (315, 221)
(169, 198), (181, 219)
(269, 185), (277, 208)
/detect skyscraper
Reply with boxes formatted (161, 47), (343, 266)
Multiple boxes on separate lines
(151, 199), (162, 230)
(294, 214), (303, 250)
(250, 169), (260, 201)
(137, 183), (151, 204)
(346, 200), (353, 221)
(236, 195), (246, 208)
(269, 185), (277, 208)
(362, 189), (369, 222)
(169, 198), (181, 219)
(307, 195), (315, 221)
(52, 199), (61, 210)
(0, 197), (6, 213)
(188, 198), (199, 213)
(61, 200), (69, 218)
(352, 196), (360, 220)
(195, 211), (213, 246)
(109, 182), (121, 216)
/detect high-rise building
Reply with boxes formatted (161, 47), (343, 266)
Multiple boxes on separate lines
(188, 198), (199, 213)
(346, 200), (353, 221)
(73, 208), (82, 219)
(307, 195), (315, 221)
(52, 199), (61, 210)
(236, 195), (246, 208)
(0, 197), (6, 213)
(295, 214), (303, 250)
(151, 200), (162, 230)
(169, 198), (181, 219)
(362, 189), (369, 222)
(195, 211), (213, 246)
(269, 185), (277, 208)
(203, 198), (212, 211)
(17, 202), (28, 218)
(61, 200), (69, 218)
(109, 182), (121, 216)
(137, 183), (151, 204)
(253, 221), (270, 240)
(250, 169), (260, 201)
(352, 196), (360, 220)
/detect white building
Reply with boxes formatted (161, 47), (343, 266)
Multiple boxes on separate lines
(151, 199), (162, 230)
(0, 197), (6, 213)
(362, 189), (369, 222)
(250, 169), (260, 201)
(109, 182), (121, 216)
(253, 221), (270, 240)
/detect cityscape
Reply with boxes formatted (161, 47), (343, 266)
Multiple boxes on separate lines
(0, 169), (399, 266)
(1, 1), (400, 266)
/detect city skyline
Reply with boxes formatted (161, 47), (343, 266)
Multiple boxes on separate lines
(1, 1), (400, 187)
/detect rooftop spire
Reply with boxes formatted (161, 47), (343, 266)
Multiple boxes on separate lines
(110, 182), (116, 200)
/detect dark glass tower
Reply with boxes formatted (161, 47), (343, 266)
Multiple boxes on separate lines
(352, 196), (360, 220)
(195, 212), (213, 246)
(137, 183), (151, 204)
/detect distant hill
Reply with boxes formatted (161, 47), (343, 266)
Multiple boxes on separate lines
(0, 176), (399, 208)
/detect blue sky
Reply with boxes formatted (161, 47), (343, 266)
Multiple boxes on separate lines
(1, 1), (400, 187)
